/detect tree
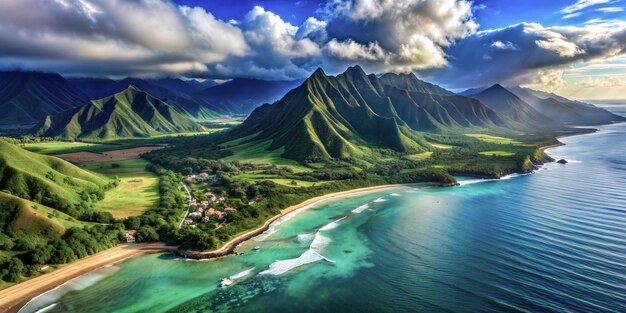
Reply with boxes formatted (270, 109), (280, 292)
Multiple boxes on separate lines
(4, 257), (24, 282)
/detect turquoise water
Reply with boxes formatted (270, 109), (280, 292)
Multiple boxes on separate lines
(23, 107), (626, 313)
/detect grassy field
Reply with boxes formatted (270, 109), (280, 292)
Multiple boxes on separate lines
(465, 133), (522, 145)
(479, 150), (516, 156)
(235, 172), (333, 187)
(430, 143), (454, 149)
(87, 159), (159, 219)
(223, 139), (312, 173)
(22, 141), (123, 155)
(408, 152), (433, 160)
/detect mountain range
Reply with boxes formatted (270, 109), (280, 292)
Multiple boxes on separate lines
(30, 86), (206, 140)
(221, 66), (624, 162)
(224, 66), (512, 161)
(0, 71), (303, 128)
(0, 72), (91, 128)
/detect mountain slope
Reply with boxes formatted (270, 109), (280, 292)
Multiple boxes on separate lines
(223, 66), (507, 162)
(185, 79), (218, 90)
(30, 86), (206, 140)
(0, 141), (109, 210)
(379, 72), (454, 96)
(0, 72), (91, 128)
(196, 78), (303, 115)
(507, 86), (625, 125)
(467, 84), (558, 128)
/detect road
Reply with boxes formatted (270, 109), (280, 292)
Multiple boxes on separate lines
(178, 181), (193, 228)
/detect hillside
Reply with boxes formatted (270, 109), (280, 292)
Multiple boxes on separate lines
(29, 86), (206, 140)
(507, 86), (625, 125)
(0, 72), (90, 128)
(467, 84), (558, 128)
(196, 78), (303, 114)
(222, 66), (508, 162)
(379, 72), (454, 96)
(0, 141), (110, 214)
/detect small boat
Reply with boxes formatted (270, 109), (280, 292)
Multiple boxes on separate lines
(220, 278), (233, 287)
(253, 246), (261, 251)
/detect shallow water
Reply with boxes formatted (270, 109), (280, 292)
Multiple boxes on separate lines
(22, 108), (626, 313)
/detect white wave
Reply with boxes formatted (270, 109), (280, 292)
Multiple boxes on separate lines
(297, 233), (314, 243)
(390, 193), (401, 196)
(310, 233), (331, 251)
(230, 267), (255, 280)
(34, 303), (57, 313)
(259, 249), (323, 275)
(352, 204), (370, 213)
(254, 202), (318, 241)
(319, 216), (346, 231)
(373, 197), (387, 202)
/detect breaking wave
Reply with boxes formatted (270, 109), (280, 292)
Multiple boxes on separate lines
(230, 267), (255, 280)
(352, 204), (370, 213)
(374, 197), (387, 202)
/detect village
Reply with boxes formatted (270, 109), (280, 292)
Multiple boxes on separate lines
(180, 172), (256, 229)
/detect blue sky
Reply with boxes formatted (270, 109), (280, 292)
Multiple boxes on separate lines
(0, 0), (625, 99)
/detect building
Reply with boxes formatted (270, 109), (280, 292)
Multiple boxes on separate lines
(189, 212), (202, 218)
(126, 230), (137, 243)
(183, 219), (193, 226)
(224, 207), (237, 213)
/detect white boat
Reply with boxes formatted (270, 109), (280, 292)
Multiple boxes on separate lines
(253, 246), (261, 251)
(220, 278), (234, 287)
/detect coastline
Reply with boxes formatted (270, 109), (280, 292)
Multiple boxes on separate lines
(0, 243), (176, 313)
(175, 182), (447, 260)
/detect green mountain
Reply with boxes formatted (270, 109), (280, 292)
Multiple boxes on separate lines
(379, 72), (454, 96)
(467, 84), (558, 128)
(0, 141), (109, 211)
(30, 86), (206, 140)
(68, 78), (221, 120)
(507, 86), (625, 125)
(223, 66), (507, 162)
(0, 71), (90, 128)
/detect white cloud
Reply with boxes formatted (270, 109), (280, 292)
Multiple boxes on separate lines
(561, 0), (612, 14)
(563, 12), (583, 19)
(491, 40), (518, 50)
(597, 6), (624, 12)
(0, 0), (248, 77)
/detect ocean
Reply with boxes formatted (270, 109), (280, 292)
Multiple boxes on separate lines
(21, 104), (626, 313)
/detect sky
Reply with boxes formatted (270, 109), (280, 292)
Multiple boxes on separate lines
(0, 0), (625, 99)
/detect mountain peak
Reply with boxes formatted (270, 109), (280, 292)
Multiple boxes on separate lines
(344, 65), (366, 75)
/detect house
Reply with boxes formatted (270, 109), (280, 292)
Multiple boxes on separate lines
(183, 219), (193, 225)
(39, 265), (49, 271)
(218, 197), (226, 202)
(224, 207), (237, 212)
(185, 177), (194, 183)
(202, 216), (210, 222)
(126, 230), (137, 243)
(205, 208), (217, 217)
(189, 212), (202, 218)
(195, 207), (204, 213)
(206, 193), (218, 202)
(213, 211), (225, 219)
(199, 172), (209, 177)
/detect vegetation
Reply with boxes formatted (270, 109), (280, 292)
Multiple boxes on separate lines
(0, 192), (123, 285)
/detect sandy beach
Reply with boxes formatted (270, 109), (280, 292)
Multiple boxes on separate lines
(0, 243), (176, 313)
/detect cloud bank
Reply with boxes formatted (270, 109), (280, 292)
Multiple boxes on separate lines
(0, 0), (624, 93)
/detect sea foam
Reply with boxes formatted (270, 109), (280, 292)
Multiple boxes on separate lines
(352, 204), (370, 213)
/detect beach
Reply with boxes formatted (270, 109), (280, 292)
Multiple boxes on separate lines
(0, 243), (176, 313)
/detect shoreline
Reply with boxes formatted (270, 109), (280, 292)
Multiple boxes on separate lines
(0, 243), (176, 313)
(175, 182), (447, 260)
